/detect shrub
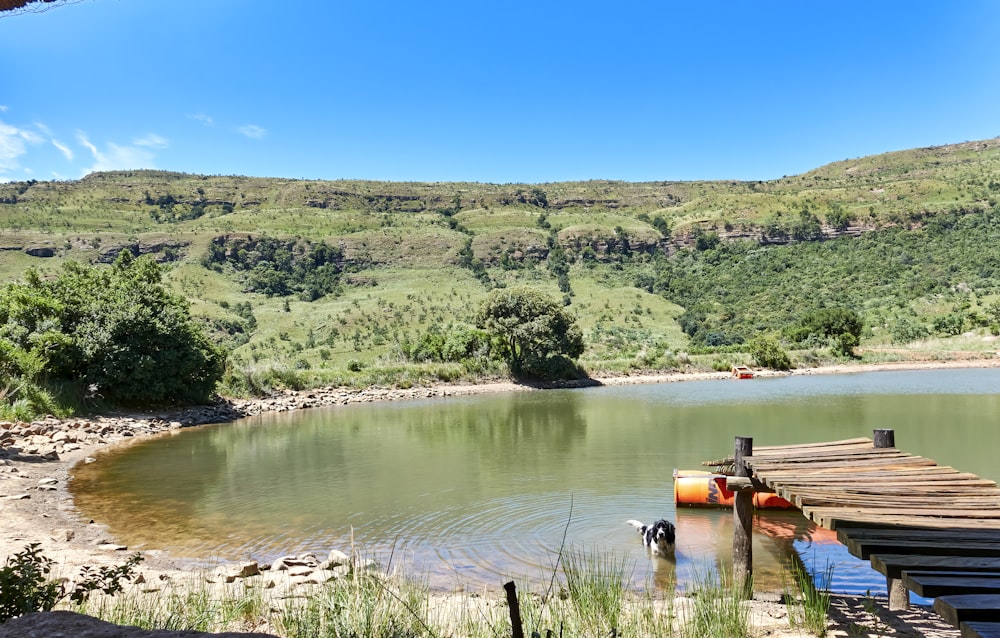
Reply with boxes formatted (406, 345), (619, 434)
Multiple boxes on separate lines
(0, 544), (142, 623)
(748, 335), (792, 371)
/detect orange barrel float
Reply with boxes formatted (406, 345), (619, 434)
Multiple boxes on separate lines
(673, 469), (794, 509)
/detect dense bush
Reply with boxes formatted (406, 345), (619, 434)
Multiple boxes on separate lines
(0, 252), (225, 406)
(748, 335), (792, 370)
(0, 544), (142, 623)
(475, 287), (585, 380)
(203, 235), (344, 300)
(646, 207), (1000, 350)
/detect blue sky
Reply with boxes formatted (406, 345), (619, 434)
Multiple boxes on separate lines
(1, 1), (998, 184)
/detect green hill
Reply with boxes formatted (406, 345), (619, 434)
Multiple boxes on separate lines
(1, 136), (999, 396)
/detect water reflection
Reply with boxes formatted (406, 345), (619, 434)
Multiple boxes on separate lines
(71, 368), (1000, 592)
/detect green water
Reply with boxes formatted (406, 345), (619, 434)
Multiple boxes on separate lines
(71, 368), (1000, 592)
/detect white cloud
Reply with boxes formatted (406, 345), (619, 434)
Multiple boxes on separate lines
(133, 133), (168, 149)
(238, 124), (267, 139)
(0, 119), (44, 175)
(52, 139), (74, 161)
(189, 113), (214, 126)
(77, 131), (156, 175)
(0, 105), (8, 113)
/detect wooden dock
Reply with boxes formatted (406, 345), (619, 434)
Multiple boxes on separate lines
(718, 431), (1000, 638)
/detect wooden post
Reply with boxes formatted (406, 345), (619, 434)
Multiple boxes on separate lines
(874, 429), (909, 611)
(504, 580), (525, 638)
(733, 436), (753, 598)
(874, 429), (895, 449)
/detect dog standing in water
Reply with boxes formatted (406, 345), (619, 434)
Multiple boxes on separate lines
(626, 519), (676, 556)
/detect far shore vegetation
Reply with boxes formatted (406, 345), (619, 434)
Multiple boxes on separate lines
(2, 138), (1000, 420)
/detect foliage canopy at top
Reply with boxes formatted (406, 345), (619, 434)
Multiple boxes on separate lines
(0, 252), (225, 405)
(475, 287), (585, 380)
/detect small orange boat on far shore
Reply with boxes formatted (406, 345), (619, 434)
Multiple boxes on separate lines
(731, 365), (754, 379)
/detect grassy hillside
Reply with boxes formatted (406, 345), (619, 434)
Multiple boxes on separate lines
(1, 137), (999, 394)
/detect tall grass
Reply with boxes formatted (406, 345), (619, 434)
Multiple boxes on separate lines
(680, 569), (751, 638)
(561, 547), (633, 634)
(66, 551), (683, 638)
(783, 559), (834, 637)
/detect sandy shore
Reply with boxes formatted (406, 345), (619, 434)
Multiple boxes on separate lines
(4, 357), (994, 635)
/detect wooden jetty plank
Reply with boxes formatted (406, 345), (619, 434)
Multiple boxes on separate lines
(845, 537), (1000, 560)
(785, 491), (999, 503)
(762, 466), (971, 479)
(838, 527), (1000, 545)
(935, 595), (1000, 626)
(767, 476), (1000, 495)
(754, 438), (873, 451)
(750, 456), (938, 471)
(961, 621), (1000, 638)
(904, 572), (1000, 597)
(804, 506), (1000, 519)
(789, 488), (1000, 503)
(871, 555), (1000, 580)
(794, 494), (1000, 510)
(746, 448), (907, 462)
(805, 510), (1000, 531)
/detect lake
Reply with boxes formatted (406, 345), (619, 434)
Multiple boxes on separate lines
(71, 367), (1000, 594)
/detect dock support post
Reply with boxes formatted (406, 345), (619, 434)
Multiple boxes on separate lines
(874, 428), (909, 611)
(873, 429), (895, 449)
(733, 436), (753, 598)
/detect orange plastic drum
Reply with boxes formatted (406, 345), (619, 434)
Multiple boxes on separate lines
(673, 470), (794, 509)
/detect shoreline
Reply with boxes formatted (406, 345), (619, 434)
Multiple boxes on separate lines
(1, 357), (992, 635)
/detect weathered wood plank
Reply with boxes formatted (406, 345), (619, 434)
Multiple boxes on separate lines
(961, 621), (1000, 638)
(762, 467), (973, 480)
(838, 527), (1000, 545)
(935, 595), (1000, 626)
(745, 448), (906, 463)
(904, 572), (1000, 597)
(795, 494), (1000, 510)
(846, 538), (1000, 560)
(752, 457), (938, 472)
(810, 511), (1000, 531)
(805, 506), (1000, 519)
(871, 555), (1000, 580)
(774, 481), (999, 493)
(753, 438), (873, 452)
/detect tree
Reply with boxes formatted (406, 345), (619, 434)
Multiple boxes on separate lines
(748, 335), (792, 371)
(475, 287), (585, 380)
(0, 252), (225, 405)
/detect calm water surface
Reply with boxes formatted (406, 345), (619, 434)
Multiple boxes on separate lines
(71, 368), (1000, 593)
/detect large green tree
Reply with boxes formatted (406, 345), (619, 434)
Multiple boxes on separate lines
(475, 287), (585, 380)
(0, 252), (225, 405)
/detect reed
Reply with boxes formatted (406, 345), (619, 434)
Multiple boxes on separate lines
(783, 558), (834, 637)
(680, 569), (751, 638)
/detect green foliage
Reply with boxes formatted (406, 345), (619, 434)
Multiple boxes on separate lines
(748, 335), (792, 370)
(889, 317), (929, 344)
(475, 287), (585, 380)
(0, 544), (142, 623)
(933, 312), (966, 336)
(400, 325), (492, 364)
(649, 207), (1000, 349)
(0, 253), (225, 406)
(203, 235), (344, 300)
(790, 307), (862, 357)
(0, 544), (61, 622)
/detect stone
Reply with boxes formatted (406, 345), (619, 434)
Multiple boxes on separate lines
(0, 610), (281, 637)
(326, 549), (350, 566)
(97, 543), (128, 551)
(237, 561), (260, 578)
(52, 528), (76, 542)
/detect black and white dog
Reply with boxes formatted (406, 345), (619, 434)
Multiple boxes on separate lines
(627, 519), (676, 556)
